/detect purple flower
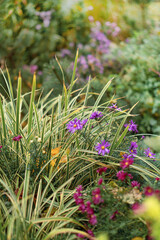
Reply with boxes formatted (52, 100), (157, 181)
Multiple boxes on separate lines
(120, 155), (134, 169)
(129, 141), (138, 155)
(88, 15), (94, 22)
(117, 170), (128, 181)
(124, 120), (138, 133)
(66, 118), (87, 133)
(95, 140), (110, 156)
(92, 188), (104, 205)
(144, 148), (156, 159)
(142, 135), (145, 139)
(97, 167), (107, 175)
(13, 135), (22, 141)
(131, 181), (140, 188)
(61, 49), (71, 58)
(90, 111), (103, 119)
(108, 103), (121, 111)
(38, 71), (43, 76)
(30, 65), (38, 74)
(35, 24), (41, 30)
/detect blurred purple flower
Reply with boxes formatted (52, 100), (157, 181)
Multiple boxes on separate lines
(61, 49), (71, 57)
(30, 65), (38, 74)
(108, 103), (121, 111)
(144, 148), (156, 159)
(90, 111), (103, 119)
(36, 24), (41, 30)
(88, 16), (94, 22)
(129, 141), (138, 155)
(124, 120), (138, 133)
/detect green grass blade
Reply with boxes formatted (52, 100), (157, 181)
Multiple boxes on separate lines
(0, 97), (6, 138)
(27, 73), (36, 140)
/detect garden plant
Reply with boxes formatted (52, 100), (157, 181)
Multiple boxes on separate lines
(0, 52), (160, 239)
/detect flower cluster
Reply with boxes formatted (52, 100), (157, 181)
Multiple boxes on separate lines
(67, 118), (88, 133)
(73, 184), (105, 229)
(36, 10), (53, 28)
(129, 141), (138, 155)
(117, 170), (133, 181)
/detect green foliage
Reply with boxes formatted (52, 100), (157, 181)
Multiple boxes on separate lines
(109, 32), (160, 134)
(0, 0), (89, 92)
(0, 61), (160, 238)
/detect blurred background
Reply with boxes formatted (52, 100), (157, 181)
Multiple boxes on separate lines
(0, 0), (160, 133)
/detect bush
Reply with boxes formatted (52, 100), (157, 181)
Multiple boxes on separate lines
(108, 32), (160, 134)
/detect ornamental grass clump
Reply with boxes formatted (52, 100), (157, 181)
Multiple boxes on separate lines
(0, 53), (160, 239)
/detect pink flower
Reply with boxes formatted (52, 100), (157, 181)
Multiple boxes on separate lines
(92, 188), (104, 205)
(79, 203), (86, 213)
(30, 65), (38, 74)
(131, 181), (140, 188)
(12, 135), (22, 141)
(86, 201), (94, 215)
(0, 145), (2, 152)
(117, 170), (128, 181)
(96, 167), (107, 175)
(76, 185), (83, 193)
(156, 177), (160, 181)
(87, 229), (94, 237)
(128, 173), (133, 179)
(120, 156), (134, 169)
(144, 186), (154, 196)
(132, 202), (142, 214)
(76, 233), (85, 238)
(89, 214), (97, 225)
(98, 178), (103, 185)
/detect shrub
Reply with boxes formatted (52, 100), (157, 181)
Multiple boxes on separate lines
(108, 32), (160, 134)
